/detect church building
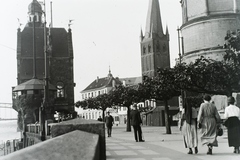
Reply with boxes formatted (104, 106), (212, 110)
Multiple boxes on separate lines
(140, 0), (170, 77)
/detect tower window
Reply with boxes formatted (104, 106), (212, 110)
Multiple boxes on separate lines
(148, 45), (151, 52)
(163, 44), (167, 52)
(143, 46), (146, 54)
(56, 82), (65, 98)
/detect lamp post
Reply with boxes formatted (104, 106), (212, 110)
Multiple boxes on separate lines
(40, 0), (49, 141)
(177, 26), (185, 108)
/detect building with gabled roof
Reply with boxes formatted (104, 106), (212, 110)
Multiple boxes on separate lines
(80, 70), (122, 100)
(78, 71), (142, 124)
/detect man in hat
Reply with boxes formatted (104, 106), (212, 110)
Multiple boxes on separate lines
(130, 103), (145, 142)
(105, 111), (114, 137)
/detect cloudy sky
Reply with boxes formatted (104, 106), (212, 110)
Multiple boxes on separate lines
(0, 0), (182, 103)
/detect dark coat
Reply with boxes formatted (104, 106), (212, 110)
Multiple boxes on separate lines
(130, 109), (142, 126)
(105, 115), (114, 127)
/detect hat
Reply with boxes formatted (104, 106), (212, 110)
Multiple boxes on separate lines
(228, 96), (235, 103)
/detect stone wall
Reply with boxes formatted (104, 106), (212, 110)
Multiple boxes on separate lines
(50, 118), (106, 160)
(0, 130), (100, 160)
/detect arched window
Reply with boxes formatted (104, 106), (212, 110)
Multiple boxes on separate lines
(56, 82), (64, 98)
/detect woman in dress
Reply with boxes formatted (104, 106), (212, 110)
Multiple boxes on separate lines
(224, 96), (240, 154)
(197, 94), (221, 155)
(180, 101), (198, 154)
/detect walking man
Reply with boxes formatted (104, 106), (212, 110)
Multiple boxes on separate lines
(105, 111), (114, 137)
(130, 103), (145, 142)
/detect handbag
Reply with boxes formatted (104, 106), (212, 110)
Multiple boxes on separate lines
(216, 124), (223, 136)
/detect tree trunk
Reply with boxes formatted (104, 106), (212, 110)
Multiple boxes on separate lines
(164, 100), (171, 134)
(102, 109), (105, 122)
(126, 106), (131, 132)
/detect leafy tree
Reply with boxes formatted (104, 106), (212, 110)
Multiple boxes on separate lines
(111, 85), (140, 132)
(142, 68), (181, 134)
(174, 56), (240, 96)
(95, 93), (113, 120)
(75, 93), (113, 121)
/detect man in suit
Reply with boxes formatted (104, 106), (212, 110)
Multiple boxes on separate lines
(130, 103), (145, 142)
(105, 111), (114, 137)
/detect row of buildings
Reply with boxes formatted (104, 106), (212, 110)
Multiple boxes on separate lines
(12, 0), (240, 128)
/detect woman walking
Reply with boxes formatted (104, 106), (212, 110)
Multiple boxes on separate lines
(197, 94), (221, 155)
(180, 102), (198, 154)
(224, 96), (240, 154)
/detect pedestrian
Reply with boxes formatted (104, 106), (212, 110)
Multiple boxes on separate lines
(105, 111), (114, 137)
(179, 100), (198, 154)
(97, 116), (103, 121)
(130, 103), (144, 142)
(197, 94), (221, 155)
(224, 96), (240, 154)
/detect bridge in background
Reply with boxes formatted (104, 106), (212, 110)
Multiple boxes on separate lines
(0, 103), (17, 120)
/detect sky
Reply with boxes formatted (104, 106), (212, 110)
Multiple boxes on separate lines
(0, 0), (182, 103)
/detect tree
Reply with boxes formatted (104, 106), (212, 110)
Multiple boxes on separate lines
(174, 56), (240, 96)
(95, 93), (113, 121)
(111, 85), (140, 132)
(142, 68), (181, 134)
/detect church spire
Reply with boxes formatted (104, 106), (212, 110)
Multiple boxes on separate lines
(145, 0), (164, 38)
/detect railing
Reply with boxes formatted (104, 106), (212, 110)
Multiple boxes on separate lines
(0, 130), (100, 160)
(0, 139), (22, 156)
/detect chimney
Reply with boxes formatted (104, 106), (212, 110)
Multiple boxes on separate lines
(96, 76), (99, 83)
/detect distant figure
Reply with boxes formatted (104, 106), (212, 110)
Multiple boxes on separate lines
(97, 116), (103, 122)
(224, 96), (240, 154)
(197, 94), (221, 155)
(130, 103), (144, 142)
(105, 112), (114, 137)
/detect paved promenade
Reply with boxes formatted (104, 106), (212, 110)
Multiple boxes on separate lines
(106, 124), (240, 160)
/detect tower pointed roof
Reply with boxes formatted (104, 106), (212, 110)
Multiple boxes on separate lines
(144, 0), (164, 38)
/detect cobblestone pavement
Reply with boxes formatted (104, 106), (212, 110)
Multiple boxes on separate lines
(106, 124), (240, 160)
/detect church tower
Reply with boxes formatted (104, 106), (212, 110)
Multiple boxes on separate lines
(140, 0), (170, 77)
(180, 0), (240, 63)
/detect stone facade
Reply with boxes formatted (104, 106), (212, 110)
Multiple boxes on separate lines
(14, 0), (75, 124)
(180, 0), (240, 63)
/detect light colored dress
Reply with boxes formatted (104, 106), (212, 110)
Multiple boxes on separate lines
(197, 102), (220, 146)
(181, 108), (198, 148)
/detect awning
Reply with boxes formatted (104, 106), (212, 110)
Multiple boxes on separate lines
(13, 78), (57, 91)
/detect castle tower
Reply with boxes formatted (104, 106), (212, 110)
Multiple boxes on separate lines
(140, 0), (170, 77)
(180, 0), (240, 63)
